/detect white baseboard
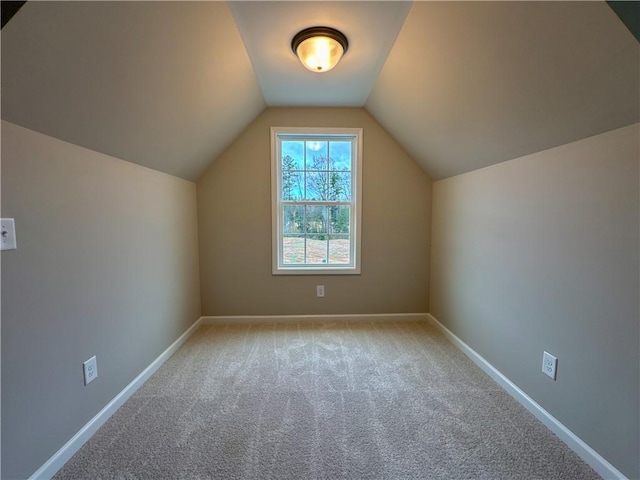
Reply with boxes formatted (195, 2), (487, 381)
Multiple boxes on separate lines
(201, 313), (428, 325)
(29, 317), (204, 480)
(425, 313), (627, 480)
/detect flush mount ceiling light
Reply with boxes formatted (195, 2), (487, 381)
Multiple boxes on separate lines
(291, 26), (349, 73)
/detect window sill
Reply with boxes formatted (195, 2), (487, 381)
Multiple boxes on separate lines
(273, 266), (361, 275)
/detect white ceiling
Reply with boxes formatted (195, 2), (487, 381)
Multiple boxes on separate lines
(1, 1), (638, 181)
(228, 1), (411, 106)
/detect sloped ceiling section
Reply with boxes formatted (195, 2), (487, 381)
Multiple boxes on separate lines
(2, 1), (638, 181)
(366, 1), (640, 180)
(1, 1), (265, 180)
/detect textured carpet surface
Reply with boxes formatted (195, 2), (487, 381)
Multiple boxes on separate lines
(54, 321), (601, 479)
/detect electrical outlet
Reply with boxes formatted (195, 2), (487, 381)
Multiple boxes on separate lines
(542, 351), (557, 380)
(0, 218), (17, 251)
(83, 356), (98, 385)
(316, 285), (325, 297)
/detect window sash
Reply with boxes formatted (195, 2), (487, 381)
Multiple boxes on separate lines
(271, 127), (362, 275)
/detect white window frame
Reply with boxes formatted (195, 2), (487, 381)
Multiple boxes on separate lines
(271, 127), (363, 275)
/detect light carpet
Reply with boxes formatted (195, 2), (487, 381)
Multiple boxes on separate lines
(54, 321), (601, 479)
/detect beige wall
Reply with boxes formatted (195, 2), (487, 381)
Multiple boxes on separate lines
(198, 108), (432, 316)
(1, 121), (202, 479)
(430, 124), (639, 478)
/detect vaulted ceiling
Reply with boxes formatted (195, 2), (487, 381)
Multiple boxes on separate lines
(2, 1), (638, 181)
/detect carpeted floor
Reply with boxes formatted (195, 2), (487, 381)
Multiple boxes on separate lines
(54, 321), (601, 479)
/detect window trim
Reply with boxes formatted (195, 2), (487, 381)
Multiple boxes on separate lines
(271, 126), (363, 275)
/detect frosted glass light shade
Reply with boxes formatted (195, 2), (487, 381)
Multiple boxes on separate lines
(292, 27), (348, 73)
(296, 36), (343, 72)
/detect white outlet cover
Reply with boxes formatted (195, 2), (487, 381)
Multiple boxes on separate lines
(83, 356), (98, 385)
(0, 218), (17, 251)
(542, 351), (557, 380)
(316, 285), (325, 297)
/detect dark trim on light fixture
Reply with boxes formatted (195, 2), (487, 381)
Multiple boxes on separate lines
(291, 26), (349, 55)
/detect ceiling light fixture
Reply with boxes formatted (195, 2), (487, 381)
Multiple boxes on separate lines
(291, 26), (349, 73)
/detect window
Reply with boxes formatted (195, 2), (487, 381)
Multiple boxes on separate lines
(271, 127), (362, 275)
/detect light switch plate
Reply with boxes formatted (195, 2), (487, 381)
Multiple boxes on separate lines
(1, 218), (17, 250)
